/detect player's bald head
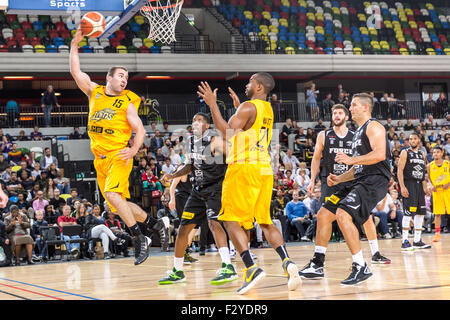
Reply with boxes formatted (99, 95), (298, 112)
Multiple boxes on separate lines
(252, 72), (275, 94)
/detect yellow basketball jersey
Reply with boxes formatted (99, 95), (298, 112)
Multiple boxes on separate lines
(87, 85), (141, 156)
(429, 160), (450, 188)
(226, 99), (273, 165)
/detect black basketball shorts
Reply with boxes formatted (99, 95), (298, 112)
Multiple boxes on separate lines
(402, 180), (426, 216)
(323, 175), (389, 226)
(180, 183), (222, 226)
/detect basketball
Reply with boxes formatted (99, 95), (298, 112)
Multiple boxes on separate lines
(80, 11), (106, 38)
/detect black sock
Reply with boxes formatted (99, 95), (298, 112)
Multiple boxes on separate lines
(240, 250), (255, 269)
(275, 245), (289, 261)
(129, 223), (142, 237)
(144, 214), (157, 228)
(312, 252), (325, 266)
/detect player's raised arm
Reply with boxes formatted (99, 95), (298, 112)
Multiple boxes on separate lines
(307, 130), (325, 194)
(70, 28), (97, 97)
(197, 82), (255, 138)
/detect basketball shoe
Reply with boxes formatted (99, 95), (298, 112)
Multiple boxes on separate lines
(413, 239), (431, 249)
(237, 265), (266, 295)
(184, 252), (198, 264)
(210, 263), (238, 285)
(432, 233), (441, 242)
(134, 235), (151, 265)
(401, 239), (415, 251)
(299, 260), (324, 279)
(341, 262), (372, 286)
(282, 258), (301, 291)
(158, 268), (186, 285)
(371, 251), (391, 264)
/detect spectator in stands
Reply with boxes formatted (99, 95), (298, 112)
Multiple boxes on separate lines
(161, 138), (172, 158)
(43, 178), (56, 200)
(105, 210), (131, 257)
(169, 147), (182, 167)
(423, 93), (436, 118)
(321, 93), (335, 119)
(57, 205), (80, 259)
(36, 170), (48, 190)
(41, 85), (60, 127)
(370, 92), (379, 117)
(40, 147), (58, 170)
(7, 143), (23, 166)
(0, 154), (8, 173)
(425, 115), (436, 130)
(150, 130), (163, 154)
(17, 161), (31, 178)
(6, 99), (19, 128)
(336, 92), (349, 109)
(404, 119), (414, 131)
(271, 189), (290, 242)
(445, 135), (450, 156)
(5, 205), (34, 265)
(33, 190), (49, 214)
(19, 170), (34, 192)
(283, 149), (300, 172)
(436, 92), (448, 117)
(67, 188), (81, 207)
(0, 219), (12, 266)
(49, 188), (65, 208)
(30, 126), (43, 141)
(31, 209), (48, 262)
(291, 121), (300, 135)
(306, 83), (320, 120)
(388, 189), (403, 238)
(54, 170), (70, 195)
(281, 118), (293, 145)
(314, 118), (326, 133)
(138, 96), (149, 125)
(47, 163), (58, 180)
(30, 162), (41, 181)
(6, 172), (22, 197)
(286, 190), (310, 241)
(162, 122), (170, 140)
(161, 158), (176, 175)
(27, 182), (40, 202)
(156, 196), (175, 251)
(294, 127), (307, 155)
(306, 128), (317, 144)
(1, 135), (12, 160)
(295, 168), (310, 194)
(69, 127), (87, 139)
(337, 83), (345, 97)
(271, 93), (284, 121)
(371, 193), (396, 239)
(16, 193), (30, 211)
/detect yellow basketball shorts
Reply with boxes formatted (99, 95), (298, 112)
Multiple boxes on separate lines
(94, 152), (132, 212)
(433, 188), (450, 215)
(219, 164), (273, 230)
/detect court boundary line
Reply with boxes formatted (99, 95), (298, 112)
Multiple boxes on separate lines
(0, 278), (100, 300)
(0, 288), (31, 300)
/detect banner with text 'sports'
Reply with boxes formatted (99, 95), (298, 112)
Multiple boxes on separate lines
(7, 0), (125, 15)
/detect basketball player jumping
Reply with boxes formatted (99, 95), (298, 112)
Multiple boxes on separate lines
(159, 112), (237, 285)
(325, 93), (391, 285)
(70, 28), (161, 265)
(427, 146), (450, 243)
(397, 133), (431, 250)
(299, 104), (390, 280)
(197, 73), (301, 295)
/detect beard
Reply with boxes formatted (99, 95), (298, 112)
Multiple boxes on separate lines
(332, 118), (346, 127)
(246, 88), (254, 99)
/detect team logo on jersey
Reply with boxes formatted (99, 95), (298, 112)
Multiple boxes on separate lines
(91, 108), (116, 123)
(346, 141), (353, 146)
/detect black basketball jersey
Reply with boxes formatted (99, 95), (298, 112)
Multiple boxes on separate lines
(321, 128), (354, 178)
(404, 148), (426, 182)
(175, 176), (192, 195)
(352, 119), (391, 180)
(187, 130), (227, 187)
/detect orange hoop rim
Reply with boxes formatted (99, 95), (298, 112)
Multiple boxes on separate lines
(141, 0), (184, 11)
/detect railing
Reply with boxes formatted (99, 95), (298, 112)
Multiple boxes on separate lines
(1, 100), (448, 128)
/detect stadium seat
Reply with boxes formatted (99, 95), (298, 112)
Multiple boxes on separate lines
(58, 45), (69, 53)
(46, 44), (57, 53)
(34, 44), (46, 53)
(94, 45), (105, 53)
(161, 46), (172, 53)
(117, 45), (128, 53)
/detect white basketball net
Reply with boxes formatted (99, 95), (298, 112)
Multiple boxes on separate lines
(140, 0), (184, 44)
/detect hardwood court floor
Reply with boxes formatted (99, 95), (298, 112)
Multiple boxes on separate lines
(0, 234), (449, 300)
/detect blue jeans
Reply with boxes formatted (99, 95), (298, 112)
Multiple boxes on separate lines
(34, 237), (47, 257)
(388, 210), (403, 234)
(61, 235), (80, 252)
(43, 105), (52, 127)
(373, 211), (389, 235)
(57, 183), (70, 195)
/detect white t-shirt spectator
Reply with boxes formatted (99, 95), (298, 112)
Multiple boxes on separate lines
(161, 163), (176, 175)
(372, 193), (394, 213)
(303, 195), (314, 213)
(295, 172), (310, 192)
(170, 153), (182, 167)
(283, 154), (300, 172)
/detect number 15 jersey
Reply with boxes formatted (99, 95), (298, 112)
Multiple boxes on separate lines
(88, 85), (141, 156)
(225, 99), (273, 166)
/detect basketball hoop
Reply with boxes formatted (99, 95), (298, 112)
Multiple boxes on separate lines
(140, 0), (184, 44)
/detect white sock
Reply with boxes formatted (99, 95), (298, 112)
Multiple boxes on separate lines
(402, 216), (411, 242)
(314, 246), (327, 255)
(174, 257), (184, 271)
(414, 215), (425, 243)
(368, 239), (379, 256)
(229, 240), (235, 251)
(218, 247), (231, 265)
(352, 251), (365, 266)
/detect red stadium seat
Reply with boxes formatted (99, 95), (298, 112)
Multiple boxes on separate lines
(280, 12), (289, 19)
(139, 46), (149, 53)
(6, 15), (17, 23)
(21, 21), (32, 30)
(0, 45), (8, 52)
